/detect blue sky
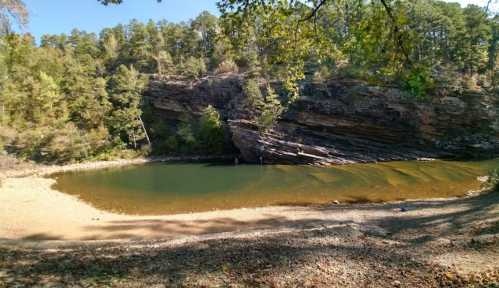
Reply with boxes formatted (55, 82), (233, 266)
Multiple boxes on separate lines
(22, 0), (219, 40)
(20, 0), (497, 41)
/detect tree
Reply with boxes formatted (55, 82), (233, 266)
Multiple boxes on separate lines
(257, 85), (282, 130)
(198, 105), (224, 154)
(154, 50), (174, 76)
(243, 78), (263, 110)
(107, 65), (148, 148)
(489, 16), (499, 86)
(0, 0), (28, 34)
(191, 11), (218, 59)
(127, 20), (154, 72)
(462, 5), (491, 75)
(1, 5), (497, 163)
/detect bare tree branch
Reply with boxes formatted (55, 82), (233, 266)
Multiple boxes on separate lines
(300, 0), (327, 22)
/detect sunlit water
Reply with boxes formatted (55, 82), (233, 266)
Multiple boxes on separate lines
(51, 158), (499, 215)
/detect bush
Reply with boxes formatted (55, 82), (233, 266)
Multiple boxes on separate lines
(10, 124), (111, 163)
(257, 86), (283, 130)
(402, 66), (433, 100)
(181, 57), (207, 80)
(214, 59), (239, 74)
(163, 135), (179, 152)
(243, 78), (264, 109)
(488, 169), (499, 191)
(177, 122), (197, 152)
(198, 105), (225, 154)
(312, 65), (333, 83)
(0, 126), (17, 153)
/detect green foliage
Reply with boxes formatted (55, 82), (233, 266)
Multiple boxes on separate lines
(0, 32), (152, 163)
(488, 169), (499, 192)
(147, 106), (226, 155)
(107, 65), (148, 148)
(181, 57), (207, 79)
(198, 105), (225, 154)
(215, 58), (239, 74)
(243, 78), (264, 109)
(219, 0), (497, 95)
(243, 79), (283, 129)
(1, 3), (498, 162)
(257, 86), (283, 130)
(10, 124), (111, 163)
(402, 66), (434, 99)
(176, 121), (196, 151)
(154, 50), (174, 76)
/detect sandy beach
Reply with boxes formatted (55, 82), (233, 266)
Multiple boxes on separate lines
(0, 169), (496, 243)
(0, 159), (498, 287)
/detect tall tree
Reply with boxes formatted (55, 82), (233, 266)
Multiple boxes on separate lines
(0, 0), (28, 34)
(107, 65), (148, 148)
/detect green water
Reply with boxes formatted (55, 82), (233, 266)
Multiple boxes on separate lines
(51, 158), (499, 215)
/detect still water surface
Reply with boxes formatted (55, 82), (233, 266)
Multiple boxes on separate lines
(52, 159), (499, 215)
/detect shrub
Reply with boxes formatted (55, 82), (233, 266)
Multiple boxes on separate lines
(10, 124), (111, 163)
(488, 169), (499, 191)
(181, 57), (207, 80)
(402, 66), (433, 100)
(163, 135), (179, 152)
(236, 49), (260, 77)
(312, 65), (333, 83)
(243, 78), (264, 109)
(0, 126), (17, 153)
(198, 105), (225, 154)
(257, 86), (283, 130)
(215, 59), (239, 74)
(177, 122), (196, 152)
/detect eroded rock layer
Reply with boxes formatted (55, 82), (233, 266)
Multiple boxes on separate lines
(145, 74), (499, 164)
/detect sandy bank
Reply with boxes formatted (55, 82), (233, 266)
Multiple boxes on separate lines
(0, 175), (385, 241)
(1, 175), (498, 287)
(1, 174), (497, 243)
(1, 160), (498, 287)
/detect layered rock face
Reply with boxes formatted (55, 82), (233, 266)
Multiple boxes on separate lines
(145, 74), (499, 165)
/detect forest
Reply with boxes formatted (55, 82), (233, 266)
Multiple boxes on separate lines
(0, 0), (497, 163)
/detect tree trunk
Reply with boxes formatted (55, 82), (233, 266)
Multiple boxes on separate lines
(138, 115), (151, 146)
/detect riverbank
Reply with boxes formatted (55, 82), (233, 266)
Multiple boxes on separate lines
(1, 173), (498, 286)
(0, 154), (234, 179)
(0, 156), (498, 287)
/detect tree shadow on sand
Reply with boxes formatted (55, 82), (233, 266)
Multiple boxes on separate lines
(1, 191), (498, 286)
(75, 190), (499, 243)
(1, 226), (448, 287)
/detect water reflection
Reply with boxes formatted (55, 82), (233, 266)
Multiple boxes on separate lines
(51, 158), (499, 215)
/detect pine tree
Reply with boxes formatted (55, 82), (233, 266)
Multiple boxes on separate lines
(107, 65), (148, 148)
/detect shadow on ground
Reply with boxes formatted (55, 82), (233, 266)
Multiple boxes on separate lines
(1, 191), (498, 287)
(75, 190), (499, 243)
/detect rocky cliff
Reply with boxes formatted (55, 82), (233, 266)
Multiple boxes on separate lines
(145, 74), (499, 165)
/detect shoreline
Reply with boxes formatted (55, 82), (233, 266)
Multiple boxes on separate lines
(0, 154), (453, 180)
(0, 155), (495, 242)
(0, 155), (235, 179)
(0, 158), (497, 286)
(0, 171), (496, 242)
(1, 175), (498, 287)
